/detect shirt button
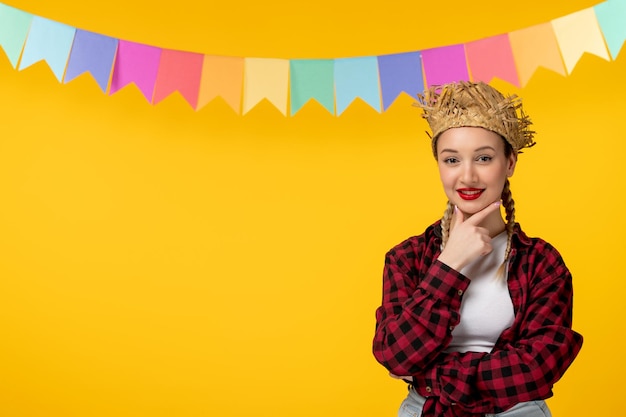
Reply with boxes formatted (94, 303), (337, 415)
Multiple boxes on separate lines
(449, 326), (454, 331)
(426, 386), (432, 393)
(457, 289), (463, 296)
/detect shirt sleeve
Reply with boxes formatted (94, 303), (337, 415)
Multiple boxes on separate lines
(411, 241), (584, 414)
(372, 241), (471, 376)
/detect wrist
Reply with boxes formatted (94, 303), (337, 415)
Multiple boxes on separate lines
(437, 254), (463, 271)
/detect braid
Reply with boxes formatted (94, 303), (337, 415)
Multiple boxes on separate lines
(497, 179), (516, 278)
(501, 179), (516, 260)
(440, 201), (454, 250)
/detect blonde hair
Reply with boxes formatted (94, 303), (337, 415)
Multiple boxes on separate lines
(440, 179), (516, 279)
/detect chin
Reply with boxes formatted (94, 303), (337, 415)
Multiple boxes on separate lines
(456, 201), (487, 214)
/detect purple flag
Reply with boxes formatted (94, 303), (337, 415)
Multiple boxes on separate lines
(378, 51), (423, 111)
(65, 29), (118, 92)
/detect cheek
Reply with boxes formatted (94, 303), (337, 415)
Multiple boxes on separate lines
(437, 167), (453, 187)
(488, 169), (509, 191)
(438, 171), (458, 197)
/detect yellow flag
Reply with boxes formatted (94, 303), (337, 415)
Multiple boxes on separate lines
(243, 58), (289, 115)
(552, 8), (610, 74)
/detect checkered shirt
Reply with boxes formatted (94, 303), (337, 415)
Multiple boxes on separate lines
(372, 221), (583, 416)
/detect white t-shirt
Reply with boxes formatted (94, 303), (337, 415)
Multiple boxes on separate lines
(445, 231), (515, 353)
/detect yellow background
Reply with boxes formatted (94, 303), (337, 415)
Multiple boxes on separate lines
(0, 0), (619, 415)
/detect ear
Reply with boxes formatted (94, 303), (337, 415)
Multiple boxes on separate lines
(506, 153), (517, 177)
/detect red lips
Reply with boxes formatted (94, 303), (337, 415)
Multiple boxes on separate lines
(457, 188), (484, 200)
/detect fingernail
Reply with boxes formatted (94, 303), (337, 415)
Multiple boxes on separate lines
(494, 201), (501, 207)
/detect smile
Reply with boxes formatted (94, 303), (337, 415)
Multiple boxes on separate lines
(457, 188), (484, 200)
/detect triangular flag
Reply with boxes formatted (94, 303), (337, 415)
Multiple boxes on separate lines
(594, 0), (626, 59)
(290, 59), (334, 115)
(0, 3), (32, 68)
(242, 58), (289, 115)
(19, 16), (76, 82)
(552, 8), (610, 74)
(64, 29), (118, 92)
(509, 23), (566, 86)
(197, 55), (244, 113)
(377, 51), (423, 111)
(421, 44), (469, 87)
(153, 49), (204, 108)
(465, 34), (520, 87)
(334, 56), (381, 115)
(109, 40), (162, 103)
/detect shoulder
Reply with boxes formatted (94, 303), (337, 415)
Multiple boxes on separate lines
(512, 223), (563, 258)
(386, 221), (442, 260)
(511, 223), (570, 277)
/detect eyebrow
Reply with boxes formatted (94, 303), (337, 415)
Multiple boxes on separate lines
(439, 146), (497, 154)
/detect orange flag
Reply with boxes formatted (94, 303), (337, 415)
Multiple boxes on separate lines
(509, 23), (566, 86)
(197, 55), (244, 113)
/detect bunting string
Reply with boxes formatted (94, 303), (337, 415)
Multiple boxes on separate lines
(0, 1), (624, 116)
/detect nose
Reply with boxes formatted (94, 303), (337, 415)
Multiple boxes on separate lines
(460, 162), (478, 184)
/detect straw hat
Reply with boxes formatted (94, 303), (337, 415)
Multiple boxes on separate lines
(415, 81), (536, 157)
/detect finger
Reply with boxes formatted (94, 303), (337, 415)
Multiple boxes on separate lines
(453, 205), (464, 227)
(465, 201), (501, 226)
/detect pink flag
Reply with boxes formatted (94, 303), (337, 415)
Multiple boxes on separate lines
(153, 49), (204, 108)
(109, 40), (162, 102)
(465, 34), (520, 86)
(421, 44), (469, 87)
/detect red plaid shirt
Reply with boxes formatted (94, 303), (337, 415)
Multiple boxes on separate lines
(373, 221), (583, 417)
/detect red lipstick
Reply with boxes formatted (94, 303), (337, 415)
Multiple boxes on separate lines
(457, 188), (484, 200)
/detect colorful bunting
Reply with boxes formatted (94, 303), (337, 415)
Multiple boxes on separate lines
(153, 49), (204, 108)
(334, 56), (381, 115)
(465, 34), (519, 87)
(378, 52), (423, 111)
(197, 55), (244, 113)
(109, 40), (162, 102)
(0, 1), (624, 116)
(0, 3), (32, 68)
(290, 59), (335, 115)
(421, 44), (470, 87)
(19, 16), (76, 81)
(64, 30), (118, 92)
(243, 58), (289, 115)
(508, 23), (566, 86)
(552, 8), (610, 74)
(594, 0), (626, 59)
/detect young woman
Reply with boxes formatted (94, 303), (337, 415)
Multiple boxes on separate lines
(372, 81), (582, 417)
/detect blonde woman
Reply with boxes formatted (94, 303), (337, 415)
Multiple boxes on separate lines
(372, 81), (582, 417)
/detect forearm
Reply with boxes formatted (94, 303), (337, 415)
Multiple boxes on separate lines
(373, 258), (469, 376)
(410, 263), (583, 413)
(412, 326), (582, 413)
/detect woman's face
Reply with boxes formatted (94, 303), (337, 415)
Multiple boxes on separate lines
(436, 127), (516, 216)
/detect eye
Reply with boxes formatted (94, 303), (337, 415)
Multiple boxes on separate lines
(476, 155), (493, 163)
(443, 156), (459, 164)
